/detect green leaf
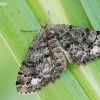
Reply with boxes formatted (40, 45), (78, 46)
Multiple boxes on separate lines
(0, 0), (100, 100)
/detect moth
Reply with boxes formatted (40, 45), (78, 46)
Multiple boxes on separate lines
(16, 23), (100, 94)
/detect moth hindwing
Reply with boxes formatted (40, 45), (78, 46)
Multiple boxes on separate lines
(16, 24), (100, 94)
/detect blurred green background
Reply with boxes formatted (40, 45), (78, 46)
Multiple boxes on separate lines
(1, 0), (100, 100)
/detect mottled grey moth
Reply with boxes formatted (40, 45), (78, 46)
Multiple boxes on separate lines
(16, 23), (100, 94)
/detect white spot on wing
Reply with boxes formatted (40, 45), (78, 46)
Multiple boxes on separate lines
(91, 46), (99, 54)
(31, 78), (41, 85)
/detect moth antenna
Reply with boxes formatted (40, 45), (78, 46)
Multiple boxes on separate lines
(48, 10), (50, 25)
(20, 30), (39, 32)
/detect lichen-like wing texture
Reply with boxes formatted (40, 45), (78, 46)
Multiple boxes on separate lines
(16, 23), (100, 94)
(16, 25), (66, 94)
(53, 24), (100, 65)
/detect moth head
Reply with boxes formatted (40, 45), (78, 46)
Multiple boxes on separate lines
(41, 23), (49, 29)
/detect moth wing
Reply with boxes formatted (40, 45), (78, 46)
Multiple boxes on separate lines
(53, 24), (100, 65)
(16, 29), (66, 94)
